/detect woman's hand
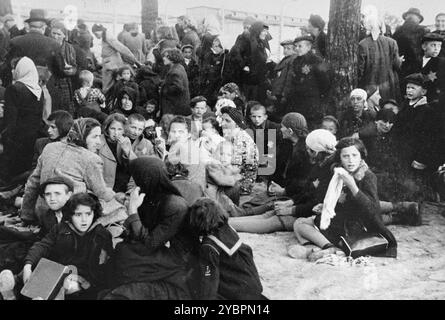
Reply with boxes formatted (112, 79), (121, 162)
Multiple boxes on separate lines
(275, 206), (295, 217)
(274, 200), (294, 211)
(117, 135), (133, 156)
(268, 181), (285, 196)
(312, 203), (323, 215)
(336, 168), (359, 195)
(128, 187), (146, 215)
(23, 264), (32, 284)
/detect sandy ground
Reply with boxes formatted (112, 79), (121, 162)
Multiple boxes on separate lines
(239, 201), (445, 300)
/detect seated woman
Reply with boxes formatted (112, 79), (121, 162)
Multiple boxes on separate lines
(21, 118), (116, 225)
(0, 193), (113, 300)
(101, 157), (196, 300)
(229, 129), (337, 234)
(359, 109), (422, 226)
(112, 87), (146, 118)
(219, 107), (259, 195)
(293, 138), (397, 261)
(189, 198), (265, 300)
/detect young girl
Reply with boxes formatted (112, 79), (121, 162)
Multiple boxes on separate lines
(189, 198), (265, 300)
(200, 117), (224, 156)
(1, 193), (113, 300)
(293, 138), (397, 261)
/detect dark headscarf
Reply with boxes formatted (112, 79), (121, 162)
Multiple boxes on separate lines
(220, 106), (248, 130)
(115, 87), (138, 117)
(129, 157), (182, 204)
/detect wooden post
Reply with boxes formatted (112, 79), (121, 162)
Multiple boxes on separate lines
(327, 0), (362, 116)
(141, 0), (158, 39)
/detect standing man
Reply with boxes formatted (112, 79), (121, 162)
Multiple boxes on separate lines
(2, 14), (25, 39)
(307, 14), (327, 58)
(393, 8), (429, 91)
(433, 13), (445, 57)
(285, 36), (330, 129)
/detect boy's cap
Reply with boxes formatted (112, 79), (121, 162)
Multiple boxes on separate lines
(280, 39), (295, 46)
(405, 73), (428, 88)
(39, 176), (74, 197)
(294, 35), (314, 44)
(181, 44), (194, 51)
(422, 33), (444, 44)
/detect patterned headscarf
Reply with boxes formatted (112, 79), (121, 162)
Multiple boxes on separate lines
(66, 118), (101, 148)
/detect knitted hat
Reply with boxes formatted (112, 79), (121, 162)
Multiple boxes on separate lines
(309, 14), (326, 31)
(350, 88), (368, 100)
(282, 113), (308, 137)
(220, 106), (247, 130)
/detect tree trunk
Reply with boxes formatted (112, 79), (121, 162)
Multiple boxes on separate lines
(327, 0), (362, 116)
(141, 0), (158, 39)
(0, 0), (13, 16)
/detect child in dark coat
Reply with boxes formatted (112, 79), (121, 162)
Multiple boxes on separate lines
(1, 193), (113, 300)
(189, 198), (265, 300)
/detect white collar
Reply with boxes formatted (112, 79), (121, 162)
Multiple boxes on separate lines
(409, 96), (428, 108)
(423, 56), (432, 67)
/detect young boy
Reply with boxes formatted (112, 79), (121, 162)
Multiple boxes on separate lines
(419, 33), (445, 105)
(320, 116), (339, 137)
(285, 36), (330, 128)
(125, 113), (165, 160)
(74, 70), (106, 116)
(247, 103), (281, 178)
(0, 177), (73, 300)
(188, 96), (214, 140)
(393, 73), (439, 173)
(270, 39), (297, 117)
(182, 44), (200, 98)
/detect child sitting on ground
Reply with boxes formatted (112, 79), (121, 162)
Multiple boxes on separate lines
(0, 193), (113, 300)
(189, 198), (265, 300)
(74, 70), (106, 117)
(200, 117), (225, 156)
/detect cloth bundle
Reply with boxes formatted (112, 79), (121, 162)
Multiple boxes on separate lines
(320, 168), (344, 230)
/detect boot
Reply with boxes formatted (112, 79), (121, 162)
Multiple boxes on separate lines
(392, 202), (422, 226)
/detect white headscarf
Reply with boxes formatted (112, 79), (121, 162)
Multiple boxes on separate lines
(350, 88), (368, 101)
(306, 129), (337, 154)
(12, 57), (42, 101)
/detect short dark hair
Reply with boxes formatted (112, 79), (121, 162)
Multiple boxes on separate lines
(190, 96), (207, 108)
(169, 116), (191, 133)
(62, 193), (103, 223)
(162, 48), (184, 64)
(127, 113), (146, 124)
(250, 104), (266, 114)
(118, 66), (134, 77)
(189, 198), (229, 235)
(321, 116), (339, 130)
(335, 137), (368, 163)
(47, 111), (74, 138)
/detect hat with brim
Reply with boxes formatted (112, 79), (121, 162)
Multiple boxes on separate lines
(402, 8), (424, 23)
(280, 39), (295, 47)
(25, 9), (49, 24)
(422, 33), (444, 44)
(405, 73), (428, 88)
(294, 35), (314, 44)
(39, 176), (74, 197)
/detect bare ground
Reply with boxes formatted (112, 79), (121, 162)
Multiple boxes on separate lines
(239, 201), (445, 300)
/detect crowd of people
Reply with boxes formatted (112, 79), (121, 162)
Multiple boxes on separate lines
(0, 5), (444, 300)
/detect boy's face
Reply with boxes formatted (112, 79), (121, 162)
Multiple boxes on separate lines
(295, 41), (312, 56)
(321, 120), (338, 136)
(202, 121), (216, 135)
(44, 184), (72, 212)
(283, 45), (295, 57)
(423, 41), (442, 58)
(126, 120), (145, 140)
(169, 122), (190, 144)
(121, 70), (132, 81)
(145, 102), (156, 114)
(183, 48), (193, 59)
(72, 205), (94, 234)
(47, 120), (60, 140)
(436, 15), (445, 31)
(406, 83), (426, 100)
(250, 109), (268, 127)
(192, 101), (207, 119)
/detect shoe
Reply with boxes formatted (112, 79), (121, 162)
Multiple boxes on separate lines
(288, 245), (312, 260)
(0, 270), (16, 300)
(394, 202), (422, 226)
(307, 246), (343, 262)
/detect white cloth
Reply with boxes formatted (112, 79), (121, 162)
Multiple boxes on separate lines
(422, 57), (431, 68)
(350, 88), (368, 101)
(306, 129), (337, 154)
(320, 168), (344, 230)
(13, 57), (42, 100)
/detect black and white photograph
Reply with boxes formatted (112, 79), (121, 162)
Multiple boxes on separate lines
(0, 0), (444, 305)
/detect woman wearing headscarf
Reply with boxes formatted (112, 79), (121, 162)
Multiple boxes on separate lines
(112, 86), (145, 117)
(20, 118), (115, 225)
(150, 26), (180, 77)
(220, 107), (259, 195)
(229, 129), (337, 234)
(1, 57), (43, 182)
(91, 24), (139, 94)
(101, 157), (197, 300)
(358, 10), (403, 103)
(47, 20), (78, 115)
